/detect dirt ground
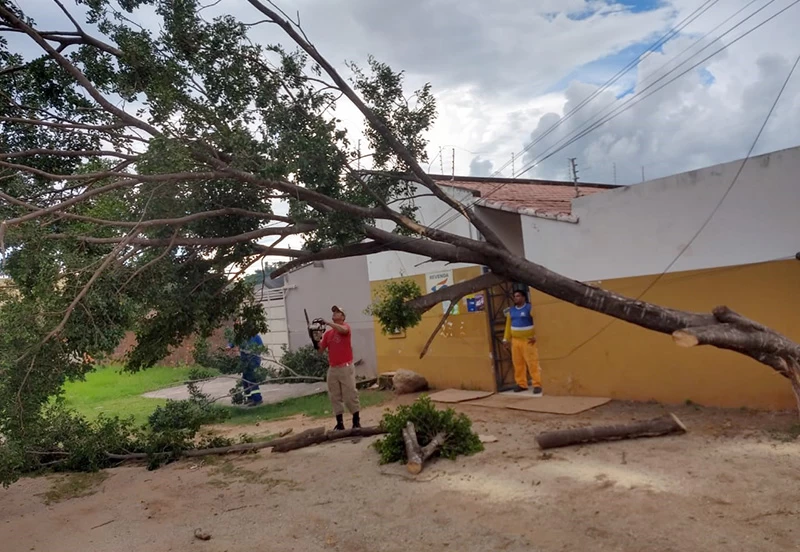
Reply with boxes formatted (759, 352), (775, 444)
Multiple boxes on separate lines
(2, 396), (800, 552)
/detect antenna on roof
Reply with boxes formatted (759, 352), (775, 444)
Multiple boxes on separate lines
(569, 157), (580, 198)
(613, 162), (617, 185)
(451, 148), (455, 180)
(439, 146), (444, 175)
(511, 152), (515, 178)
(357, 139), (361, 171)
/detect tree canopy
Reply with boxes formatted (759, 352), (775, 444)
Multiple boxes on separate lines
(1, 0), (799, 476)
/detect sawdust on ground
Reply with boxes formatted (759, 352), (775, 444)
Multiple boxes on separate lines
(2, 396), (800, 552)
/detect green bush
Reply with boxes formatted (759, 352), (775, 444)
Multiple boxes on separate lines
(147, 399), (229, 433)
(276, 345), (328, 381)
(365, 279), (423, 334)
(373, 396), (484, 465)
(187, 366), (217, 381)
(0, 400), (238, 486)
(192, 337), (241, 374)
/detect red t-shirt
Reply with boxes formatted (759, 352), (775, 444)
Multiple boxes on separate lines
(320, 324), (353, 367)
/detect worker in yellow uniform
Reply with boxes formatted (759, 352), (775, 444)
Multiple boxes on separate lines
(503, 289), (543, 396)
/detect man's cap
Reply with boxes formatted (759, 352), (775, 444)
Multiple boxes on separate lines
(331, 305), (346, 318)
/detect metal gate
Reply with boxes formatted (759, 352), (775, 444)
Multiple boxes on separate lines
(484, 273), (516, 391)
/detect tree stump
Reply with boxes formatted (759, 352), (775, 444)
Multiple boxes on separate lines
(535, 414), (687, 450)
(402, 421), (446, 474)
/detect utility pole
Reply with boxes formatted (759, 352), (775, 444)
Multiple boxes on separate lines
(451, 147), (455, 180)
(569, 157), (580, 197)
(511, 152), (515, 178)
(356, 139), (361, 171)
(641, 165), (645, 183)
(613, 162), (617, 185)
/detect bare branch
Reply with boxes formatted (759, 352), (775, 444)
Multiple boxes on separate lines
(271, 241), (387, 277)
(46, 223), (315, 247)
(0, 149), (137, 161)
(406, 272), (504, 315)
(246, 0), (508, 249)
(419, 296), (462, 359)
(0, 5), (155, 135)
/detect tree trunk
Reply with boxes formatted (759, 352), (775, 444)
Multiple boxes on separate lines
(535, 414), (687, 450)
(402, 421), (446, 474)
(270, 426), (385, 452)
(105, 425), (386, 461)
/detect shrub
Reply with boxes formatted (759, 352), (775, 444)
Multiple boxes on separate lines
(365, 279), (423, 334)
(373, 396), (484, 465)
(147, 399), (229, 433)
(276, 345), (328, 381)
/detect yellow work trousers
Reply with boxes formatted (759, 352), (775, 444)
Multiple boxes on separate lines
(511, 337), (541, 389)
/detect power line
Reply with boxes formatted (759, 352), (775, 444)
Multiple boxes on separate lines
(490, 0), (722, 178)
(421, 0), (792, 232)
(538, 50), (800, 362)
(340, 1), (797, 280)
(515, 0), (797, 179)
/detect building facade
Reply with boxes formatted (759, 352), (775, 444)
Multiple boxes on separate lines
(367, 146), (800, 410)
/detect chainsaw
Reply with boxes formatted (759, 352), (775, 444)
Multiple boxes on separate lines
(304, 308), (326, 350)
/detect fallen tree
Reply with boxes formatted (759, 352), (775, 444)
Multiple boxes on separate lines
(1, 0), (799, 484)
(535, 414), (687, 450)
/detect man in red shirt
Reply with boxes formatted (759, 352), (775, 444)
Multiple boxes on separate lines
(318, 306), (360, 430)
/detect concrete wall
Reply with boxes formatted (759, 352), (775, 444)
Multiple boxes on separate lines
(530, 259), (800, 410)
(371, 265), (496, 391)
(521, 146), (800, 282)
(284, 256), (377, 378)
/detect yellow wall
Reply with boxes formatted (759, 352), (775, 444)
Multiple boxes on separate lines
(531, 259), (800, 410)
(371, 266), (496, 392)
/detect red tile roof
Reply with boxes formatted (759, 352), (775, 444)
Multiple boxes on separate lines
(432, 175), (617, 220)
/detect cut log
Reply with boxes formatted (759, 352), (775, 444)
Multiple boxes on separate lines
(271, 426), (386, 453)
(105, 425), (386, 461)
(535, 414), (687, 450)
(402, 421), (446, 475)
(393, 369), (429, 395)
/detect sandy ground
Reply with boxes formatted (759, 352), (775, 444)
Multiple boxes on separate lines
(2, 396), (800, 552)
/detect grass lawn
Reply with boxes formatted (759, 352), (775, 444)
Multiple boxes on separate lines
(62, 364), (202, 426)
(62, 365), (392, 428)
(222, 390), (392, 425)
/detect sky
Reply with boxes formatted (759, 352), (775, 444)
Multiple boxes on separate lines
(7, 0), (800, 256)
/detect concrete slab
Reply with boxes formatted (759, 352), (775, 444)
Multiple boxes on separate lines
(142, 376), (327, 406)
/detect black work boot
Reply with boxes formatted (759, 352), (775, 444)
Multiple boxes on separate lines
(333, 414), (345, 431)
(352, 411), (361, 429)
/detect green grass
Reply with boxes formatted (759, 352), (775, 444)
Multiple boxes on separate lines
(62, 364), (204, 426)
(222, 390), (392, 425)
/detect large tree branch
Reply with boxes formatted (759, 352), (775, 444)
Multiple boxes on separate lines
(245, 0), (508, 250)
(271, 241), (387, 277)
(406, 272), (504, 314)
(45, 223), (314, 247)
(0, 5), (158, 136)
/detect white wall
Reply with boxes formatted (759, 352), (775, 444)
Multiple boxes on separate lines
(521, 146), (800, 281)
(367, 183), (481, 281)
(284, 256), (377, 378)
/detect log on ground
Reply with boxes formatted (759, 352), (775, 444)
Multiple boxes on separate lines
(106, 426), (386, 461)
(402, 421), (446, 475)
(535, 414), (687, 450)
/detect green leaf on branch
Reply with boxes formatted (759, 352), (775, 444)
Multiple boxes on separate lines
(365, 279), (424, 334)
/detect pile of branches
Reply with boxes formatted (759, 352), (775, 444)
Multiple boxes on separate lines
(373, 396), (483, 474)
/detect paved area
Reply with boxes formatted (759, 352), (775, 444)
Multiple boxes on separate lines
(142, 376), (326, 405)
